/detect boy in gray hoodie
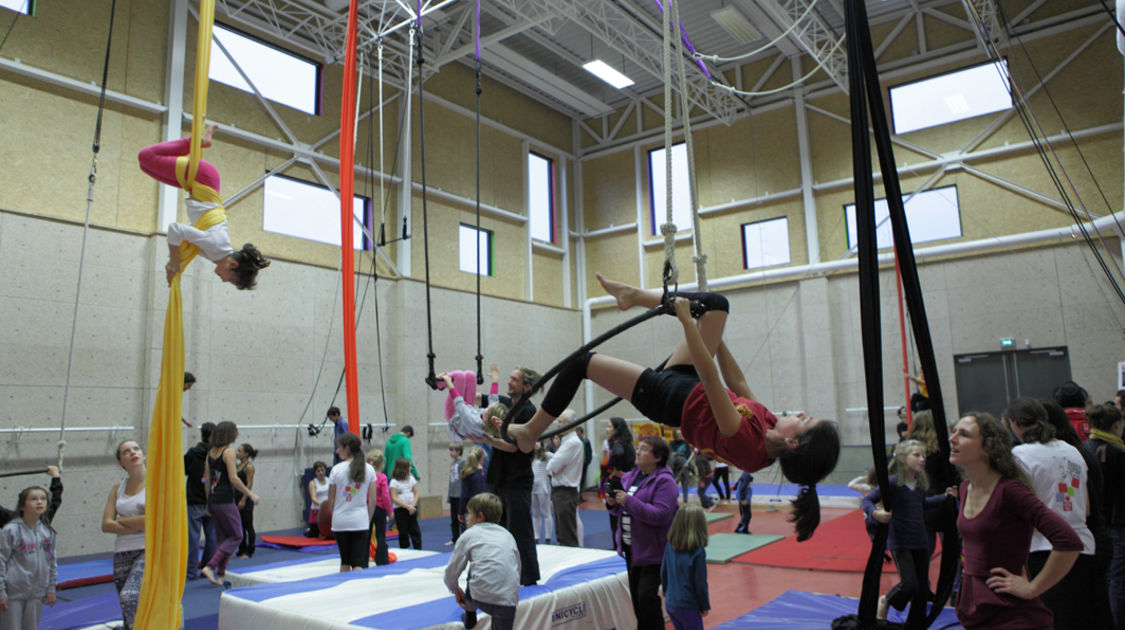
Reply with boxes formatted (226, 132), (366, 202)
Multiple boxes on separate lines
(0, 486), (58, 630)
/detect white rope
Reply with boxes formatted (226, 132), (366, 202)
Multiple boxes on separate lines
(669, 0), (707, 290)
(709, 36), (844, 98)
(660, 0), (678, 287)
(693, 0), (821, 64)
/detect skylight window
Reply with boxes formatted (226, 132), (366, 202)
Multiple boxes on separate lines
(890, 60), (1012, 134)
(262, 174), (368, 249)
(211, 24), (321, 115)
(844, 185), (962, 251)
(648, 142), (692, 235)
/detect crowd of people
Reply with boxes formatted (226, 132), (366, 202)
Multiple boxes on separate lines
(861, 382), (1125, 630)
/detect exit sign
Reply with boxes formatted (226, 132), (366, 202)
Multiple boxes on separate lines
(1000, 338), (1015, 347)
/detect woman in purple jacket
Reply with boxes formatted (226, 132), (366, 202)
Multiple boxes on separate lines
(606, 436), (679, 630)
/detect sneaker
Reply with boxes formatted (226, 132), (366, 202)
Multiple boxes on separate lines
(876, 595), (889, 621)
(462, 610), (478, 628)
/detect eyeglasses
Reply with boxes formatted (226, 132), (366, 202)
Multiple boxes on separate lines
(636, 445), (652, 453)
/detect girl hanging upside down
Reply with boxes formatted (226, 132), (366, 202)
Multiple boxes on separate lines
(509, 273), (840, 540)
(138, 123), (270, 289)
(436, 364), (504, 442)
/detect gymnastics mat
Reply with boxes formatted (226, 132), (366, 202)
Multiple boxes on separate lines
(219, 545), (634, 630)
(750, 483), (860, 509)
(40, 592), (122, 630)
(57, 558), (113, 589)
(258, 534), (337, 548)
(732, 510), (890, 572)
(225, 547), (438, 587)
(712, 589), (963, 629)
(704, 511), (733, 523)
(705, 533), (783, 564)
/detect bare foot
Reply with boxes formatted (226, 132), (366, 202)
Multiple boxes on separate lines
(507, 423), (536, 454)
(876, 594), (889, 620)
(596, 272), (636, 310)
(201, 565), (221, 586)
(201, 123), (218, 148)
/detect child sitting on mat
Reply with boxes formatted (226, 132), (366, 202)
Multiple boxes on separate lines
(444, 492), (520, 630)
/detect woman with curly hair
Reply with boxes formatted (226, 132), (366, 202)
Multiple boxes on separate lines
(952, 412), (1081, 629)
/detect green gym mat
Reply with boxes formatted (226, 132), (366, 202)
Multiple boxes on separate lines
(705, 533), (784, 564)
(704, 511), (733, 523)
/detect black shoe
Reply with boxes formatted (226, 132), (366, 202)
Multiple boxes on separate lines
(462, 610), (477, 628)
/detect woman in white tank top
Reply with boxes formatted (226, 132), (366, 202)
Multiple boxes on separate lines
(306, 461), (330, 538)
(100, 440), (146, 630)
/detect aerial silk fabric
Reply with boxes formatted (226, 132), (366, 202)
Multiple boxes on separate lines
(340, 0), (361, 436)
(134, 1), (218, 627)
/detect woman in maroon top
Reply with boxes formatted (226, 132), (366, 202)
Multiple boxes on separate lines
(511, 274), (839, 540)
(952, 412), (1082, 629)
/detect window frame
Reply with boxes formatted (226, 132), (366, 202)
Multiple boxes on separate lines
(843, 185), (963, 252)
(458, 223), (493, 277)
(740, 217), (791, 270)
(647, 142), (693, 236)
(527, 151), (556, 244)
(261, 171), (371, 250)
(211, 22), (323, 116)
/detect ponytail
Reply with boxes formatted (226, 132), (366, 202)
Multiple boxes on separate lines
(338, 433), (366, 484)
(778, 420), (839, 541)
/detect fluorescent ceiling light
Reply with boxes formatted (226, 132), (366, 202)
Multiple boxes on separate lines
(583, 59), (634, 89)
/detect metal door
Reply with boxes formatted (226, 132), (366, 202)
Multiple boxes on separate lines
(953, 347), (1071, 418)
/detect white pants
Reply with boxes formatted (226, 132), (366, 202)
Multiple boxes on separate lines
(0, 598), (44, 630)
(531, 491), (553, 543)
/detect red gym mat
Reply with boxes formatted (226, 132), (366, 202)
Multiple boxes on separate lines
(259, 535), (336, 548)
(732, 510), (902, 572)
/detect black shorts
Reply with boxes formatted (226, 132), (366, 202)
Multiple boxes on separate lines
(630, 364), (700, 427)
(335, 529), (370, 568)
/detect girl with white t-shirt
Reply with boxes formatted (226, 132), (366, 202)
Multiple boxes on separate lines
(390, 457), (422, 550)
(326, 434), (377, 571)
(1006, 397), (1106, 629)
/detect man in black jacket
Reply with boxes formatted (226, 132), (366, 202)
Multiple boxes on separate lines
(185, 422), (216, 580)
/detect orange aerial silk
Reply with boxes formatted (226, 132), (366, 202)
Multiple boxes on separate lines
(339, 0), (361, 436)
(134, 1), (218, 627)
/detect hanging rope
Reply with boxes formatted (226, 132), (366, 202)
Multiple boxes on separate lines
(58, 0), (118, 474)
(414, 1), (440, 391)
(473, 0), (484, 385)
(337, 0), (362, 438)
(668, 0), (706, 290)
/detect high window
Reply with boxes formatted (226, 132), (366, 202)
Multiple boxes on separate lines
(890, 60), (1012, 134)
(648, 142), (692, 235)
(0, 0), (33, 14)
(844, 185), (962, 251)
(528, 152), (555, 243)
(211, 24), (321, 115)
(458, 224), (492, 276)
(741, 217), (791, 269)
(262, 174), (369, 249)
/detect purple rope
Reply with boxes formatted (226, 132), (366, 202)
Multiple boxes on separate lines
(416, 0), (422, 28)
(650, 0), (712, 78)
(475, 0), (481, 61)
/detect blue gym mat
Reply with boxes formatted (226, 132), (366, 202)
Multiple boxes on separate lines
(713, 590), (963, 629)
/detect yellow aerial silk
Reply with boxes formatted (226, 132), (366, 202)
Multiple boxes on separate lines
(134, 1), (219, 627)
